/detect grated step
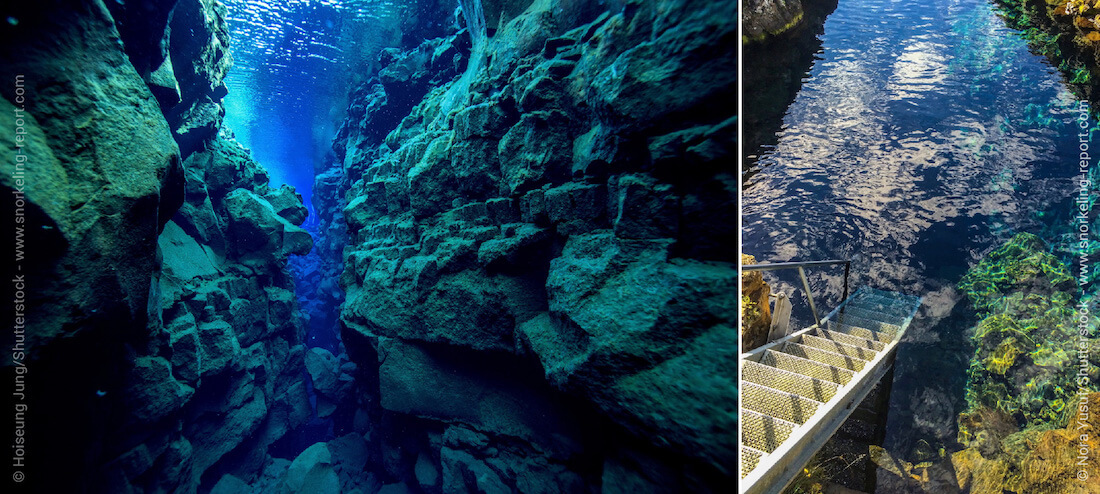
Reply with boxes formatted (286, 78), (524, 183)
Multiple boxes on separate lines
(743, 359), (841, 402)
(836, 306), (904, 325)
(740, 286), (921, 490)
(831, 312), (901, 334)
(780, 342), (868, 372)
(801, 334), (879, 361)
(760, 350), (855, 385)
(862, 287), (920, 304)
(812, 328), (886, 352)
(852, 292), (914, 307)
(742, 382), (822, 425)
(827, 320), (894, 343)
(845, 299), (912, 318)
(742, 409), (797, 453)
(742, 446), (766, 479)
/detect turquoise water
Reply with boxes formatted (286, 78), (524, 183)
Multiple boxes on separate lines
(742, 0), (1095, 490)
(221, 0), (410, 219)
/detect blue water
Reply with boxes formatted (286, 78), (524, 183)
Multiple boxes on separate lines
(742, 0), (1092, 488)
(221, 0), (409, 220)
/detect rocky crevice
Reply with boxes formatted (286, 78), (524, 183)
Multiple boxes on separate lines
(0, 0), (738, 491)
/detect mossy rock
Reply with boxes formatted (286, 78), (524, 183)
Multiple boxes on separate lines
(958, 233), (1072, 313)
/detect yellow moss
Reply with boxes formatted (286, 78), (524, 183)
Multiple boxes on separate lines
(984, 337), (1023, 375)
(744, 11), (806, 45)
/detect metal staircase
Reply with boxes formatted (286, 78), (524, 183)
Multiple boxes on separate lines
(739, 282), (921, 494)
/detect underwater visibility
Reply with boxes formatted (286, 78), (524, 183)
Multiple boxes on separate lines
(743, 0), (1100, 493)
(0, 0), (736, 492)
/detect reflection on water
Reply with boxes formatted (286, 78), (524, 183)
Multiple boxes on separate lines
(744, 0), (1078, 309)
(742, 0), (1094, 491)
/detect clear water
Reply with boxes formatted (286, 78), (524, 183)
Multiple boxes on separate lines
(221, 0), (411, 218)
(742, 0), (1093, 489)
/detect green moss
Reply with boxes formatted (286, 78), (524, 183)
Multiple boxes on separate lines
(744, 11), (805, 45)
(958, 234), (1099, 448)
(992, 0), (1100, 107)
(958, 233), (1073, 313)
(1072, 66), (1092, 84)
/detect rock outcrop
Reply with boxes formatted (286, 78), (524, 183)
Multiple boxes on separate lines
(741, 254), (773, 351)
(743, 0), (808, 42)
(995, 0), (1100, 106)
(321, 0), (738, 489)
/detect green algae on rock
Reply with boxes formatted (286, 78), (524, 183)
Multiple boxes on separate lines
(993, 0), (1100, 105)
(958, 232), (1074, 313)
(949, 233), (1100, 492)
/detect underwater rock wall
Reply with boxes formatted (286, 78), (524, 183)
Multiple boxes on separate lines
(153, 128), (320, 493)
(994, 0), (1100, 105)
(323, 0), (738, 490)
(870, 233), (1100, 491)
(1, 1), (318, 492)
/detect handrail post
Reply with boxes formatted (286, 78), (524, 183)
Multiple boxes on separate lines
(798, 266), (822, 327)
(842, 261), (851, 302)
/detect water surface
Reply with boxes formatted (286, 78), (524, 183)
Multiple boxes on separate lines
(742, 0), (1090, 489)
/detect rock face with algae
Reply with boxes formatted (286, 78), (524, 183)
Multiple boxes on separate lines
(0, 1), (317, 492)
(318, 0), (739, 490)
(994, 0), (1100, 104)
(868, 233), (1100, 493)
(742, 253), (773, 351)
(956, 233), (1084, 436)
(950, 233), (1100, 493)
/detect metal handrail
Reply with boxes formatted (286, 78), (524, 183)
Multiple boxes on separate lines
(742, 259), (851, 328)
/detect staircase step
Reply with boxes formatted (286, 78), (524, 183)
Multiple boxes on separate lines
(801, 334), (879, 361)
(742, 446), (766, 479)
(835, 306), (903, 324)
(852, 291), (914, 307)
(830, 312), (901, 334)
(742, 409), (797, 453)
(760, 350), (855, 385)
(742, 382), (823, 425)
(827, 320), (894, 344)
(743, 359), (840, 402)
(845, 298), (912, 318)
(812, 329), (886, 352)
(740, 285), (922, 491)
(862, 287), (920, 305)
(780, 342), (868, 372)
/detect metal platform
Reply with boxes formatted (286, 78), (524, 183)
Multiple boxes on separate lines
(739, 286), (921, 494)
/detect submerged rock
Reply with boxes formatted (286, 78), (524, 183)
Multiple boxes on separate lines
(282, 442), (341, 494)
(957, 234), (1085, 437)
(994, 0), (1100, 105)
(1, 1), (318, 493)
(902, 233), (1100, 493)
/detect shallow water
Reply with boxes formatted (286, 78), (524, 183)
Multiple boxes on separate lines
(742, 0), (1092, 489)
